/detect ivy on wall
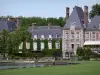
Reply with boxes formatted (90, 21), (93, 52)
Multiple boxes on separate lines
(30, 39), (33, 50)
(20, 38), (62, 51)
(37, 39), (40, 51)
(52, 39), (56, 49)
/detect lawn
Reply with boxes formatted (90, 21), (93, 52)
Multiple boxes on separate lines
(0, 61), (100, 75)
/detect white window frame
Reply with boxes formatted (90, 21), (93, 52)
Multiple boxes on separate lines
(49, 34), (52, 40)
(55, 42), (60, 49)
(48, 41), (52, 49)
(26, 42), (30, 49)
(33, 42), (37, 51)
(41, 42), (44, 50)
(34, 35), (37, 40)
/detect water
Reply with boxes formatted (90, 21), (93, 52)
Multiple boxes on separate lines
(0, 62), (45, 70)
(0, 62), (79, 70)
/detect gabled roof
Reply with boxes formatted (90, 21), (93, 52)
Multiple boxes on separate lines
(63, 6), (84, 29)
(87, 16), (100, 30)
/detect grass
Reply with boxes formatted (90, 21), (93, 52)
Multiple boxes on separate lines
(0, 61), (100, 75)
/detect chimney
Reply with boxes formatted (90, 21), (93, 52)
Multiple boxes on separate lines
(66, 7), (69, 24)
(14, 17), (20, 29)
(84, 6), (88, 25)
(48, 22), (51, 29)
(32, 23), (36, 29)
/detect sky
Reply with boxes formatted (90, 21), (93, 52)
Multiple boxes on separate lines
(0, 0), (99, 18)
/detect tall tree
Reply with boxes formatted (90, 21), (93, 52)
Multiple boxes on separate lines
(0, 30), (9, 57)
(89, 4), (100, 19)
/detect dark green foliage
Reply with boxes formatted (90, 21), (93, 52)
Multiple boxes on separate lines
(0, 30), (9, 57)
(60, 39), (62, 49)
(77, 47), (92, 60)
(52, 39), (56, 49)
(30, 39), (33, 51)
(52, 49), (62, 59)
(42, 48), (62, 58)
(90, 51), (100, 60)
(37, 39), (41, 51)
(44, 39), (48, 49)
(89, 4), (100, 19)
(20, 16), (65, 27)
(76, 47), (84, 56)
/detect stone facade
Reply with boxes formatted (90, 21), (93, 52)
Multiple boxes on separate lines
(62, 6), (100, 59)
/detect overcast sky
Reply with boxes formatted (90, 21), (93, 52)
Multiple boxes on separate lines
(0, 0), (99, 17)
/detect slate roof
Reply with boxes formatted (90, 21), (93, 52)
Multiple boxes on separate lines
(86, 16), (100, 30)
(0, 19), (16, 31)
(7, 21), (16, 32)
(63, 6), (85, 29)
(28, 26), (62, 39)
(0, 20), (8, 31)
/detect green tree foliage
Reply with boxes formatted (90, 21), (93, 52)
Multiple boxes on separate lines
(0, 30), (9, 57)
(90, 51), (100, 60)
(83, 47), (92, 60)
(76, 47), (92, 60)
(89, 4), (100, 19)
(76, 47), (84, 56)
(42, 49), (62, 58)
(20, 16), (65, 27)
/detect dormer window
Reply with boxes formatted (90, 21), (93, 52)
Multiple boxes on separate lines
(49, 34), (52, 40)
(41, 35), (44, 38)
(41, 35), (45, 40)
(70, 22), (75, 30)
(56, 34), (60, 38)
(34, 35), (37, 40)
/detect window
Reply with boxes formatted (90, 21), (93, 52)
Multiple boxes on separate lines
(76, 32), (79, 38)
(73, 22), (76, 25)
(41, 42), (44, 50)
(71, 39), (74, 42)
(66, 33), (68, 38)
(55, 42), (60, 49)
(34, 35), (37, 40)
(48, 41), (52, 49)
(19, 42), (23, 49)
(71, 44), (74, 49)
(77, 44), (79, 47)
(41, 35), (44, 38)
(86, 32), (89, 38)
(70, 22), (75, 30)
(71, 32), (74, 38)
(76, 39), (79, 42)
(41, 35), (45, 40)
(26, 42), (30, 49)
(92, 32), (95, 38)
(56, 34), (60, 38)
(66, 43), (68, 48)
(33, 42), (37, 51)
(49, 34), (52, 40)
